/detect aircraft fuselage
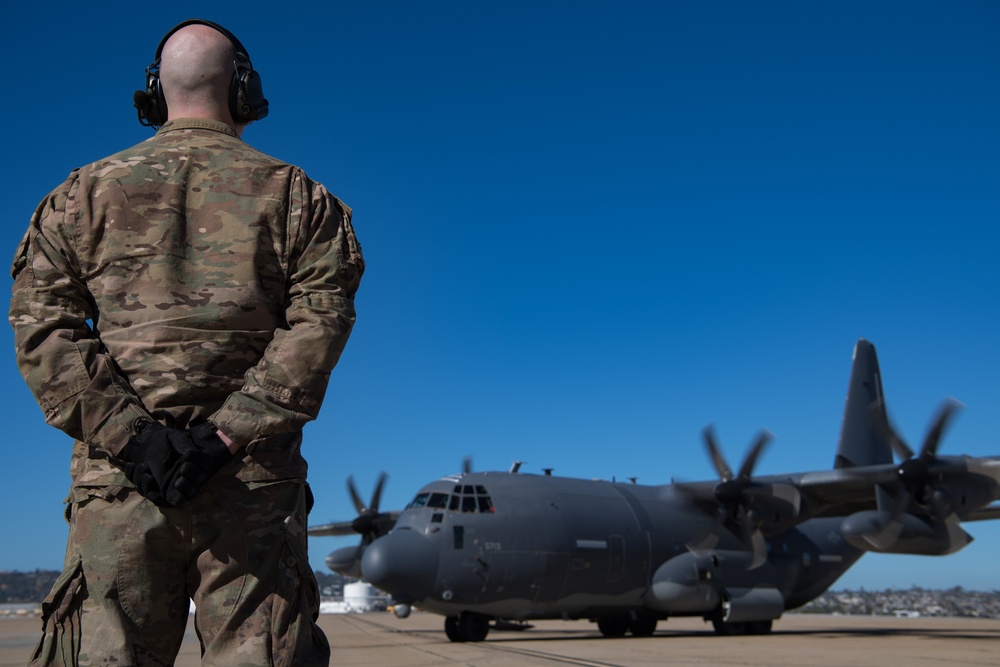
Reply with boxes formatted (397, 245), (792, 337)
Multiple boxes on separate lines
(360, 471), (863, 622)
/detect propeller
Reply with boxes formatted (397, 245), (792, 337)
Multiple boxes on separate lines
(684, 426), (801, 569)
(865, 399), (964, 549)
(346, 472), (397, 545)
(309, 472), (400, 578)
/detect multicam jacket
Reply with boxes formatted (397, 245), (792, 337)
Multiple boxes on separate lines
(9, 118), (364, 487)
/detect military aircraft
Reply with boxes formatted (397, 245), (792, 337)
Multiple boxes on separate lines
(309, 339), (1000, 642)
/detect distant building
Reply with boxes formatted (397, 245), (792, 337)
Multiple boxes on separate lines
(319, 582), (388, 614)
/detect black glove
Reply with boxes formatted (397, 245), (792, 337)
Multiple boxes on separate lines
(164, 422), (232, 506)
(119, 420), (193, 505)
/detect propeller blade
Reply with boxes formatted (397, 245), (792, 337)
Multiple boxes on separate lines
(858, 401), (965, 551)
(919, 399), (962, 460)
(870, 399), (914, 461)
(737, 430), (774, 481)
(747, 525), (767, 570)
(347, 475), (366, 514)
(692, 426), (791, 569)
(307, 521), (359, 537)
(686, 530), (722, 554)
(370, 471), (388, 514)
(863, 519), (904, 551)
(742, 482), (802, 525)
(942, 512), (974, 554)
(862, 484), (909, 550)
(343, 473), (398, 543)
(462, 456), (473, 474)
(702, 426), (733, 481)
(685, 507), (726, 554)
(770, 482), (802, 516)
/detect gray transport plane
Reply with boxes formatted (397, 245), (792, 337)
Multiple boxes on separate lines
(309, 339), (1000, 641)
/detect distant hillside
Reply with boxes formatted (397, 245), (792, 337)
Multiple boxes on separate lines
(0, 570), (59, 603)
(800, 587), (1000, 618)
(2, 570), (352, 604)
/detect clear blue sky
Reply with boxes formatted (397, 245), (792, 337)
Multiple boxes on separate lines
(2, 1), (999, 592)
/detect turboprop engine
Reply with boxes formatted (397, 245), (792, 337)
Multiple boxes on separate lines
(644, 550), (785, 623)
(841, 510), (972, 555)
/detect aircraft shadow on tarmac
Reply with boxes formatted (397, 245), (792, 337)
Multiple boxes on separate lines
(396, 623), (1000, 644)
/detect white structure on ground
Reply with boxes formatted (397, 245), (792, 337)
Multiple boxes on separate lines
(319, 581), (385, 614)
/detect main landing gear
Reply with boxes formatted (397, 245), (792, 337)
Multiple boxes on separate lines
(444, 612), (491, 642)
(596, 613), (659, 637)
(709, 612), (773, 636)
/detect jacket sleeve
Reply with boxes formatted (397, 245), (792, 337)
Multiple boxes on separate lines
(8, 174), (153, 455)
(209, 171), (364, 448)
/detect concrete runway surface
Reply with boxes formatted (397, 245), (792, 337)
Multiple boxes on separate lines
(2, 612), (998, 666)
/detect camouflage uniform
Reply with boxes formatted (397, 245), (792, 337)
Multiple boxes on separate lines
(10, 118), (363, 666)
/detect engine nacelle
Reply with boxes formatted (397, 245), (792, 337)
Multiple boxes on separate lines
(718, 587), (785, 623)
(325, 545), (363, 579)
(646, 552), (721, 613)
(841, 510), (973, 555)
(645, 550), (784, 622)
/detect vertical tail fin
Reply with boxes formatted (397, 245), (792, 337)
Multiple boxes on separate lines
(834, 339), (893, 469)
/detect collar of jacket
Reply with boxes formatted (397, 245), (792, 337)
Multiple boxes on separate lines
(156, 118), (239, 138)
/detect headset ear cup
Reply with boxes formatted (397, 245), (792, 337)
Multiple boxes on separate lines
(133, 85), (166, 127)
(230, 67), (268, 123)
(134, 66), (167, 128)
(244, 70), (268, 121)
(149, 75), (168, 126)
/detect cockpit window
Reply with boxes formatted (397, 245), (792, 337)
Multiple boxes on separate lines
(447, 484), (495, 513)
(410, 492), (452, 510)
(427, 492), (449, 509)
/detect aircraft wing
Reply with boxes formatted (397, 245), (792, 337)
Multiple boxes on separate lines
(966, 503), (1000, 522)
(308, 520), (360, 537)
(752, 455), (1000, 531)
(788, 466), (901, 518)
(670, 461), (903, 533)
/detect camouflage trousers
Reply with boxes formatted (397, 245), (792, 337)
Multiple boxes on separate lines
(29, 478), (330, 666)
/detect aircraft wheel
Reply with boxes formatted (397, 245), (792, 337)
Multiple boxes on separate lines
(712, 619), (747, 636)
(629, 615), (658, 637)
(455, 612), (490, 642)
(746, 620), (773, 635)
(597, 616), (629, 637)
(710, 613), (747, 636)
(444, 616), (463, 642)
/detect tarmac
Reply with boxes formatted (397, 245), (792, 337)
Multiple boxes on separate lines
(2, 612), (999, 666)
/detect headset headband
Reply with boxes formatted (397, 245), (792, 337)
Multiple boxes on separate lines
(154, 19), (253, 67)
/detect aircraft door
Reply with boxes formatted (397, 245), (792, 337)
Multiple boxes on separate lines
(533, 553), (570, 602)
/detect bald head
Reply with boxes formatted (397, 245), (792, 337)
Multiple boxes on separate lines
(159, 24), (239, 127)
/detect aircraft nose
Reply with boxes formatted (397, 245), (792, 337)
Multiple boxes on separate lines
(361, 529), (438, 602)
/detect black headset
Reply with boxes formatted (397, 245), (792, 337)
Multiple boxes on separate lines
(133, 18), (269, 129)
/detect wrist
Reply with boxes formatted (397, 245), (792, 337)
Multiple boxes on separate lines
(215, 428), (240, 454)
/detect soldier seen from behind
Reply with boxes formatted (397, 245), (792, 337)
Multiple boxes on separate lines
(9, 18), (363, 666)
